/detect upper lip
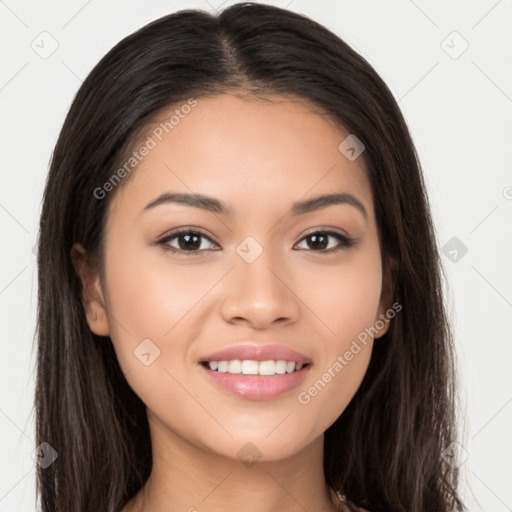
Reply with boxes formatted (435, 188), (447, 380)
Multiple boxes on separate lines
(200, 343), (312, 366)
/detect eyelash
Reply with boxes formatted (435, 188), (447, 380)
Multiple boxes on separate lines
(156, 227), (357, 256)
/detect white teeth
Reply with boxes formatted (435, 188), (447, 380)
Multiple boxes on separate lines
(228, 360), (242, 374)
(217, 361), (228, 373)
(275, 360), (287, 374)
(206, 359), (305, 375)
(259, 360), (276, 375)
(241, 360), (259, 375)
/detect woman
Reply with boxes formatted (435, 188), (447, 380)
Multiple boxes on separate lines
(35, 3), (466, 511)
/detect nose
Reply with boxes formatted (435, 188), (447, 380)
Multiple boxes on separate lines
(220, 249), (300, 330)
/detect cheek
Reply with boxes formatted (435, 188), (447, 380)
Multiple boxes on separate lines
(298, 246), (383, 347)
(101, 248), (193, 412)
(101, 241), (218, 385)
(104, 238), (213, 340)
(293, 248), (382, 427)
(297, 309), (375, 437)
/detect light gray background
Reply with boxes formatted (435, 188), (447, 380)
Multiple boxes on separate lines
(1, 1), (511, 510)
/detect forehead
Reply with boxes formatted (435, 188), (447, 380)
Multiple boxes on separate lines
(108, 93), (374, 224)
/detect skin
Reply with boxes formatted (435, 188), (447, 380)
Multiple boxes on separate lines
(72, 93), (391, 512)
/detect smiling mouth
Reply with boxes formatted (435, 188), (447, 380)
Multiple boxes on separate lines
(200, 360), (311, 376)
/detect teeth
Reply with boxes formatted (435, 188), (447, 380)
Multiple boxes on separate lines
(228, 360), (242, 373)
(241, 360), (259, 375)
(206, 359), (305, 375)
(217, 361), (228, 373)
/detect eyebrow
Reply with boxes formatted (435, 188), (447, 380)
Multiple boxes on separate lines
(142, 191), (368, 222)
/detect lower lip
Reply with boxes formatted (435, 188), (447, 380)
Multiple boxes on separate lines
(199, 363), (311, 400)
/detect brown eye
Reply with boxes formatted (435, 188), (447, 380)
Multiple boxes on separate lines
(157, 229), (219, 255)
(295, 231), (355, 253)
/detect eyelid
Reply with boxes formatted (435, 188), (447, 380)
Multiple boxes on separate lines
(300, 225), (351, 238)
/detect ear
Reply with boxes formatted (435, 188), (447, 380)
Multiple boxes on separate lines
(70, 242), (110, 336)
(373, 255), (398, 339)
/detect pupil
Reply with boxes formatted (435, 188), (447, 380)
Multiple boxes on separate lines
(180, 234), (200, 250)
(309, 234), (327, 250)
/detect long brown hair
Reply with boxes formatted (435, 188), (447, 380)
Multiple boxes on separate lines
(35, 3), (466, 511)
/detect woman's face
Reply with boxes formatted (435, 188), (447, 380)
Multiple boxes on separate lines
(77, 93), (391, 462)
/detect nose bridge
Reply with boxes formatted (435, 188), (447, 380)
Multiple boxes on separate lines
(221, 234), (298, 326)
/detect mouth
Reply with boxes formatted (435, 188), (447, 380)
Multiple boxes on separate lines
(197, 343), (313, 400)
(198, 358), (312, 400)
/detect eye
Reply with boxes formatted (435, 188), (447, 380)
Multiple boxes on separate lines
(157, 228), (219, 255)
(294, 230), (356, 253)
(156, 227), (356, 256)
